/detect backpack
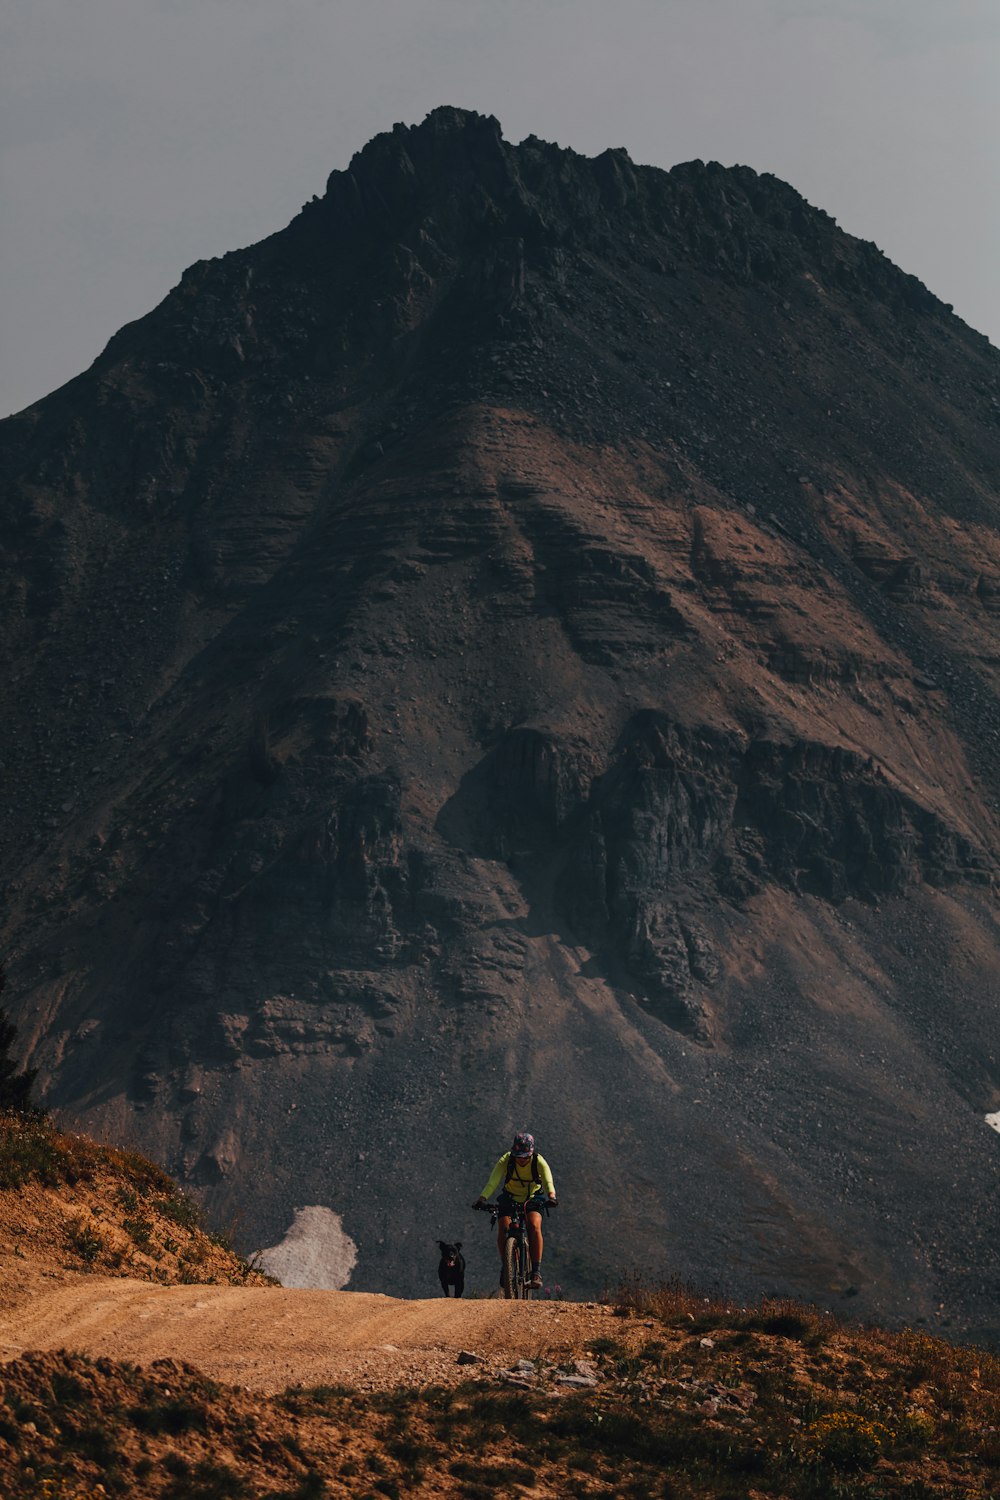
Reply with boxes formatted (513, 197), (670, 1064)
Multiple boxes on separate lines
(504, 1151), (541, 1188)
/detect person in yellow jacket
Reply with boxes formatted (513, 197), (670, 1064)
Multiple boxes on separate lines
(473, 1131), (556, 1290)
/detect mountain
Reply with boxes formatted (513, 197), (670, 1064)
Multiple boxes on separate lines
(2, 106), (1000, 1330)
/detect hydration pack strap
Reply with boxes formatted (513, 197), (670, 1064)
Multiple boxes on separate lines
(505, 1151), (541, 1186)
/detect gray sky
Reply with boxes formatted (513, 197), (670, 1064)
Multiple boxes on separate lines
(3, 0), (998, 417)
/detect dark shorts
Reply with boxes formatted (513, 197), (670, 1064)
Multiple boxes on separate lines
(497, 1190), (546, 1219)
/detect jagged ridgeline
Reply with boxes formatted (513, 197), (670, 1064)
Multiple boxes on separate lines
(1, 107), (999, 1325)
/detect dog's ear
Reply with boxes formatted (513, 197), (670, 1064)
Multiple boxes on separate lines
(437, 1241), (447, 1250)
(455, 1242), (462, 1250)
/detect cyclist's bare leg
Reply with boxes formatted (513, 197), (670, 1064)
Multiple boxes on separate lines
(526, 1210), (543, 1268)
(496, 1216), (511, 1259)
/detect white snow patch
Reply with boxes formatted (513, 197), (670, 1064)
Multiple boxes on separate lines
(255, 1206), (358, 1290)
(986, 1112), (1000, 1136)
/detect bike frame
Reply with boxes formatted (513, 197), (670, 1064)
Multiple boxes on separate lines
(484, 1198), (550, 1300)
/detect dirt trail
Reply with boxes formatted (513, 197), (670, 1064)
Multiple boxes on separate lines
(0, 1275), (624, 1394)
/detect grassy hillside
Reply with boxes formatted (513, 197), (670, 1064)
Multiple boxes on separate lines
(1, 1290), (998, 1498)
(0, 1110), (271, 1288)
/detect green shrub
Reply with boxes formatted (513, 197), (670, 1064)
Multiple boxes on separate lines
(0, 1112), (95, 1189)
(106, 1146), (175, 1195)
(385, 1434), (431, 1467)
(753, 1311), (815, 1339)
(122, 1214), (153, 1248)
(161, 1458), (249, 1499)
(895, 1407), (935, 1450)
(50, 1372), (88, 1408)
(128, 1396), (208, 1435)
(65, 1420), (121, 1466)
(158, 1192), (204, 1232)
(277, 1475), (327, 1500)
(799, 1411), (889, 1472)
(66, 1216), (104, 1264)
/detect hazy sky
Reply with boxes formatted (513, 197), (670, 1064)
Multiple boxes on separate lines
(3, 0), (998, 416)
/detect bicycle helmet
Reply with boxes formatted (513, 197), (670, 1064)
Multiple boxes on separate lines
(511, 1131), (535, 1159)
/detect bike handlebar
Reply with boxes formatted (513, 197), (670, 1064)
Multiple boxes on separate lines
(474, 1197), (557, 1213)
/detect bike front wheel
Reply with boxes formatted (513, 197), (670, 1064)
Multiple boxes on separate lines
(502, 1235), (520, 1300)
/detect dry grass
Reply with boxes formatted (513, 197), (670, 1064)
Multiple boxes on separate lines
(2, 1287), (999, 1498)
(0, 1111), (274, 1289)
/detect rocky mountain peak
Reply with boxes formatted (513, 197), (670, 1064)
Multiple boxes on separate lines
(305, 106), (945, 326)
(341, 103), (507, 181)
(322, 105), (511, 235)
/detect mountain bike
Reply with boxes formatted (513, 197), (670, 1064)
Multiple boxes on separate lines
(475, 1198), (554, 1300)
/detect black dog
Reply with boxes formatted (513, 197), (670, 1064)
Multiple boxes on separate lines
(437, 1241), (465, 1297)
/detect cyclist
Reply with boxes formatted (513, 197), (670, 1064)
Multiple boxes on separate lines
(473, 1131), (556, 1290)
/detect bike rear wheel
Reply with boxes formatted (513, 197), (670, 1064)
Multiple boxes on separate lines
(502, 1235), (519, 1299)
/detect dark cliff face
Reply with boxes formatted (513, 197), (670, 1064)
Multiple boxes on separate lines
(2, 108), (1000, 1328)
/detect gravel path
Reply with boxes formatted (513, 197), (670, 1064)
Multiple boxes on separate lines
(0, 1275), (624, 1393)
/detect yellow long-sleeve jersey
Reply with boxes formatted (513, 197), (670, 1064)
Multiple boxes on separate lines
(480, 1151), (555, 1204)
